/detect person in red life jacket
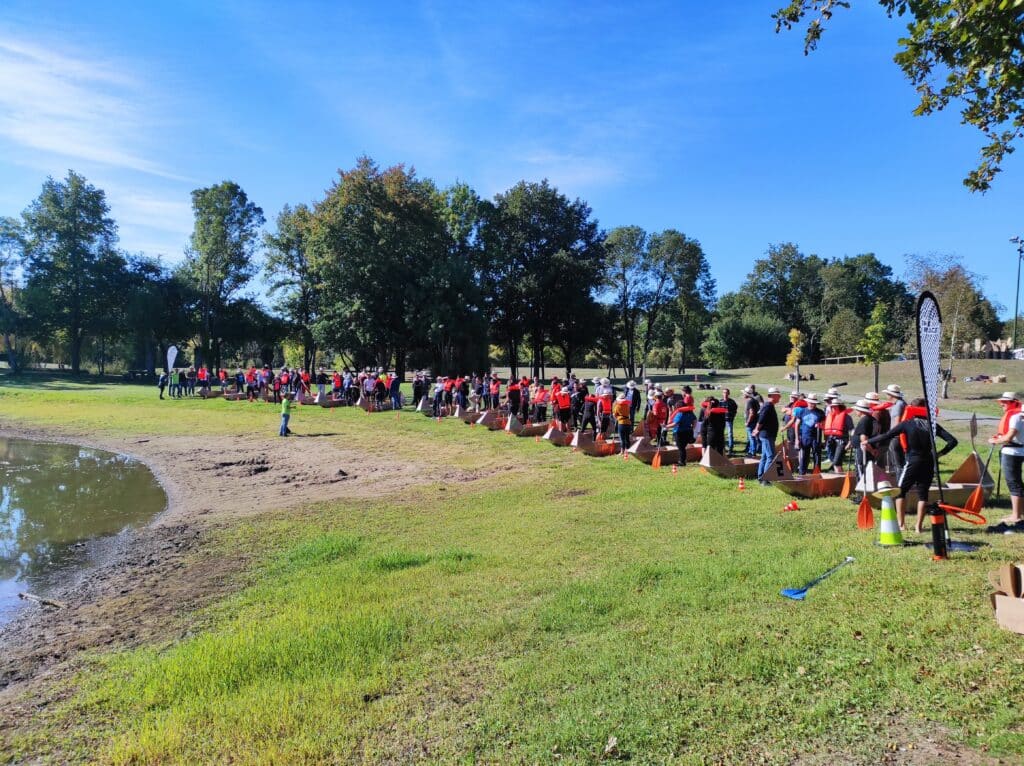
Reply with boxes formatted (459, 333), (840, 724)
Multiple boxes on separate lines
(506, 379), (521, 417)
(822, 394), (854, 471)
(518, 376), (530, 421)
(795, 394), (825, 474)
(699, 396), (728, 455)
(490, 377), (501, 410)
(597, 385), (615, 435)
(681, 385), (695, 408)
(580, 390), (599, 436)
(650, 391), (669, 446)
(532, 384), (549, 422)
(332, 370), (342, 399)
(217, 367), (228, 392)
(197, 365), (209, 392)
(555, 386), (572, 429)
(271, 372), (283, 404)
(865, 391), (890, 470)
(246, 366), (258, 401)
(721, 388), (738, 455)
(867, 398), (957, 533)
(669, 401), (697, 465)
(989, 391), (1024, 528)
(550, 377), (561, 399)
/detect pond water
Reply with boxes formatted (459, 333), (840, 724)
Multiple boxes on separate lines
(0, 436), (166, 625)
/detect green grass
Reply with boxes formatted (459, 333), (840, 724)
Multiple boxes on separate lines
(2, 374), (1024, 763)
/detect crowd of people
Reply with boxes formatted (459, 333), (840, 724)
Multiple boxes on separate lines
(158, 365), (402, 408)
(168, 365), (1023, 534)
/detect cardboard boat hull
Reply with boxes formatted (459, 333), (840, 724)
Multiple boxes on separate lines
(476, 410), (506, 430)
(700, 444), (784, 479)
(626, 437), (680, 465)
(543, 424), (573, 446)
(319, 397), (347, 408)
(570, 431), (620, 457)
(504, 414), (525, 435)
(517, 421), (550, 437)
(857, 452), (994, 509)
(774, 472), (848, 499)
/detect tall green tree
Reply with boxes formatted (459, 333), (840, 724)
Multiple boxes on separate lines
(20, 171), (123, 374)
(775, 1), (1024, 191)
(0, 217), (24, 371)
(264, 204), (318, 370)
(701, 314), (790, 369)
(479, 180), (604, 377)
(649, 230), (716, 374)
(857, 301), (890, 393)
(182, 181), (264, 370)
(309, 157), (451, 376)
(604, 225), (647, 378)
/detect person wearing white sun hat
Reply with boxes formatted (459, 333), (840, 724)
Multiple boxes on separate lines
(990, 392), (1024, 528)
(884, 384), (907, 474)
(796, 394), (825, 475)
(752, 387), (782, 484)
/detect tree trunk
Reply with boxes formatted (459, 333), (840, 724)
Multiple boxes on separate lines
(395, 347), (407, 380)
(70, 334), (82, 374)
(508, 341), (517, 379)
(873, 362), (879, 394)
(3, 333), (18, 373)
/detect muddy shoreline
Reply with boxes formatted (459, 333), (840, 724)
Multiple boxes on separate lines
(0, 419), (482, 744)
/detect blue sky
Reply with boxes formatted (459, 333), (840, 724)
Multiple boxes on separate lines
(2, 1), (1022, 315)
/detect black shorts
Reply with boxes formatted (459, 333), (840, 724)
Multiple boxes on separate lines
(1001, 452), (1024, 497)
(897, 459), (933, 500)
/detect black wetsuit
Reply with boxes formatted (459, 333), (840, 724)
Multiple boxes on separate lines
(867, 417), (957, 500)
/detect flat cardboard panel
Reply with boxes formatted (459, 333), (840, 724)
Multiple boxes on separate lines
(993, 594), (1024, 634)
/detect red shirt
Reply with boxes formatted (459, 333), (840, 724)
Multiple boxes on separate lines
(652, 400), (669, 425)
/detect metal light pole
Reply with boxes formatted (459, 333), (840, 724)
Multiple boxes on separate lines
(1013, 237), (1024, 352)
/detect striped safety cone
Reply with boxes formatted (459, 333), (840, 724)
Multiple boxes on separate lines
(737, 477), (745, 491)
(874, 481), (903, 547)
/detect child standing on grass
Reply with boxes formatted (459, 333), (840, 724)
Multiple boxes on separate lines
(279, 392), (293, 437)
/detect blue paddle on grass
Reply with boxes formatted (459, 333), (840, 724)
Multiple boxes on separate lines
(780, 556), (855, 601)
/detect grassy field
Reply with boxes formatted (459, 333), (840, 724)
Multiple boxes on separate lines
(2, 374), (1024, 763)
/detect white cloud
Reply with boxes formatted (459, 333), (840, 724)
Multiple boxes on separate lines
(0, 35), (184, 180)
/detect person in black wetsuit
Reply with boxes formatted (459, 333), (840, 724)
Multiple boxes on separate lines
(866, 397), (957, 534)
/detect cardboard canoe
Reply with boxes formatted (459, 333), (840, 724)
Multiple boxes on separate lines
(699, 445), (780, 479)
(517, 420), (550, 437)
(416, 396), (432, 413)
(626, 437), (680, 465)
(456, 404), (482, 423)
(199, 388), (223, 399)
(224, 392), (244, 401)
(504, 414), (525, 435)
(570, 430), (620, 457)
(773, 472), (850, 499)
(475, 409), (506, 430)
(319, 396), (348, 408)
(856, 452), (994, 509)
(542, 422), (573, 446)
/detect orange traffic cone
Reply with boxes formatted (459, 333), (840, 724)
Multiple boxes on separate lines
(737, 477), (746, 491)
(783, 500), (800, 512)
(623, 451), (629, 461)
(671, 463), (678, 475)
(535, 435), (540, 443)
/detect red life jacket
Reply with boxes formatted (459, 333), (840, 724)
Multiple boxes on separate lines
(823, 406), (849, 437)
(599, 393), (613, 413)
(535, 389), (549, 403)
(999, 404), (1022, 437)
(556, 391), (571, 409)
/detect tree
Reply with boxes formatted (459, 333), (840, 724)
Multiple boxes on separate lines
(701, 315), (790, 369)
(122, 257), (196, 373)
(639, 229), (713, 378)
(603, 226), (647, 378)
(0, 217), (24, 371)
(182, 181), (264, 370)
(739, 243), (826, 357)
(774, 1), (1024, 191)
(787, 328), (805, 388)
(857, 301), (889, 393)
(264, 204), (318, 370)
(820, 307), (865, 357)
(20, 171), (122, 374)
(309, 157), (453, 377)
(478, 180), (604, 378)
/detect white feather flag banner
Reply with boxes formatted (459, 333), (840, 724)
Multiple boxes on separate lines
(166, 345), (178, 372)
(915, 292), (942, 440)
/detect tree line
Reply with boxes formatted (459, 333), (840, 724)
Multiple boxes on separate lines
(0, 162), (1005, 378)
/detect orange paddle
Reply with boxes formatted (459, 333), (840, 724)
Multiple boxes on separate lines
(856, 495), (874, 530)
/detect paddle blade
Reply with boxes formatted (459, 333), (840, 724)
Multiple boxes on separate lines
(812, 464), (821, 476)
(652, 450), (662, 470)
(840, 471), (852, 499)
(780, 588), (807, 601)
(596, 432), (605, 443)
(857, 496), (874, 529)
(965, 483), (985, 514)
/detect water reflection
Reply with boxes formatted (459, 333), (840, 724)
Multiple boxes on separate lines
(0, 436), (166, 624)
